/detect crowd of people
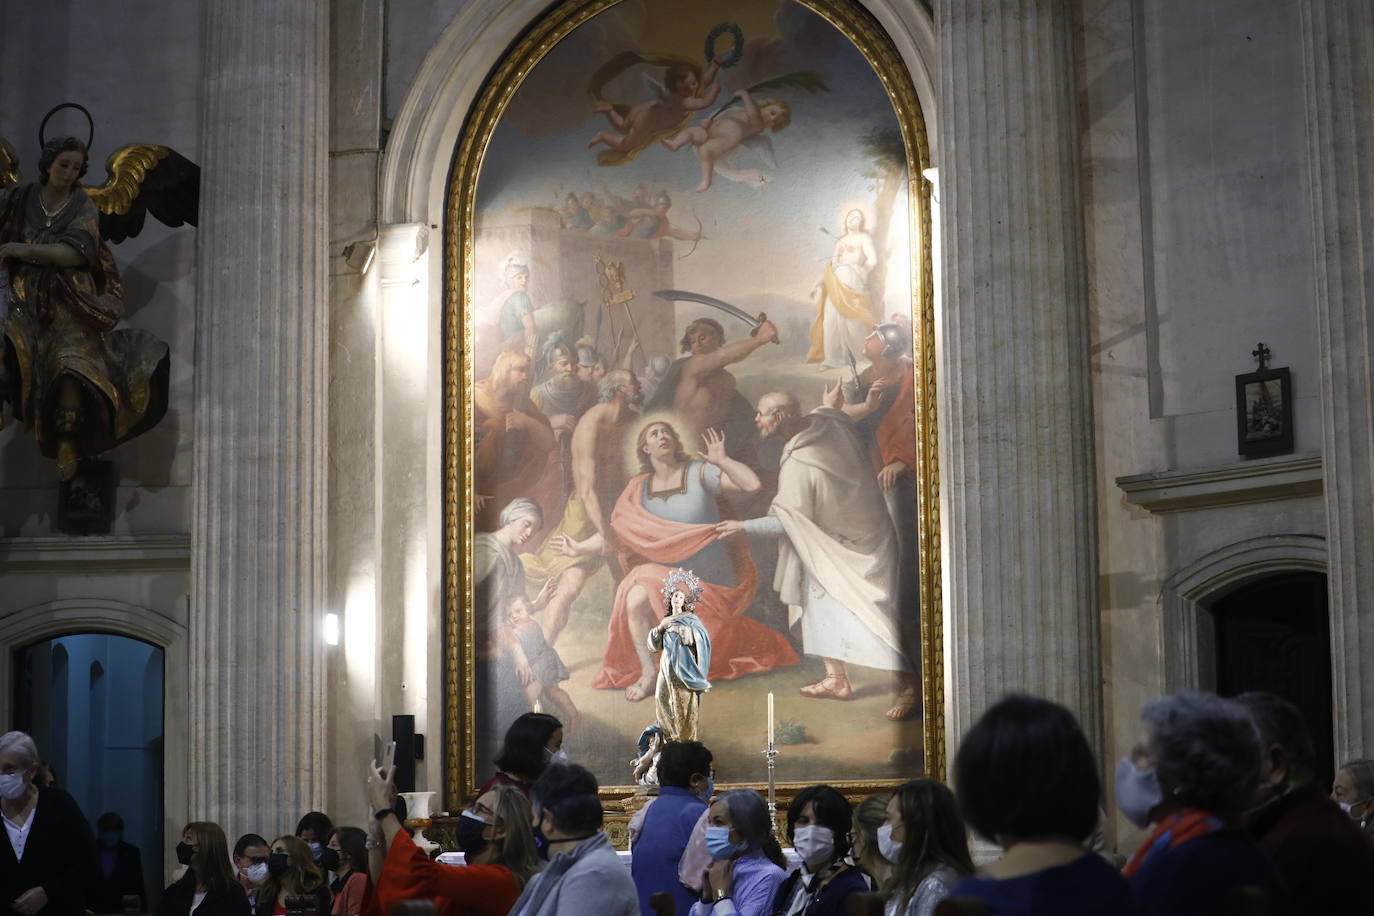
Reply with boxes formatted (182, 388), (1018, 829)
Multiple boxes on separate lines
(4, 688), (1374, 916)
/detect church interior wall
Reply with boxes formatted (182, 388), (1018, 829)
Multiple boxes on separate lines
(0, 0), (1348, 859)
(1080, 0), (1329, 851)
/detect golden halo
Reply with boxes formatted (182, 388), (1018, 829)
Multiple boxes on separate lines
(624, 410), (702, 477)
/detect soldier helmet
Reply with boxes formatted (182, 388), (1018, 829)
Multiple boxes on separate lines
(871, 322), (910, 360)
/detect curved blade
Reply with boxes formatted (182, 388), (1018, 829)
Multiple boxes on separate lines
(654, 289), (760, 328)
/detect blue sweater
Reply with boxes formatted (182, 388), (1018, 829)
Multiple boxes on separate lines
(631, 787), (708, 916)
(951, 853), (1138, 915)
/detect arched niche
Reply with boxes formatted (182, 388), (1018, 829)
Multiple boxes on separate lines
(0, 598), (188, 886)
(1160, 534), (1327, 693)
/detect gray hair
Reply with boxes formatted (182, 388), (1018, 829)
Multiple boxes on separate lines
(719, 788), (773, 852)
(598, 369), (633, 403)
(1339, 759), (1374, 799)
(759, 391), (801, 420)
(0, 731), (38, 768)
(498, 498), (543, 529)
(1233, 691), (1316, 782)
(1142, 692), (1261, 815)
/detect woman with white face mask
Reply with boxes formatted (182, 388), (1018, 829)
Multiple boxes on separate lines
(875, 780), (973, 916)
(1332, 759), (1374, 837)
(0, 730), (97, 916)
(769, 785), (868, 916)
(1119, 692), (1288, 915)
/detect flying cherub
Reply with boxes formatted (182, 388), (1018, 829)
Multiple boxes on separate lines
(586, 51), (724, 166)
(661, 89), (791, 192)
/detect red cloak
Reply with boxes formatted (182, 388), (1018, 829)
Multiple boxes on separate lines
(591, 474), (799, 688)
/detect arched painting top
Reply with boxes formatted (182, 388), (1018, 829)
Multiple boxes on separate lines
(444, 0), (940, 808)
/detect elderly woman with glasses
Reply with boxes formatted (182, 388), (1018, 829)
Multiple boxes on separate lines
(1119, 691), (1288, 915)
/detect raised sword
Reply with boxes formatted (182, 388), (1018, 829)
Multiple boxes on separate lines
(653, 289), (778, 343)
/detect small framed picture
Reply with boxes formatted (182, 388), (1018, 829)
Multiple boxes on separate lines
(1235, 366), (1293, 458)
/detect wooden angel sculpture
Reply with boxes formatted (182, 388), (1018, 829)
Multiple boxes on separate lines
(0, 103), (197, 480)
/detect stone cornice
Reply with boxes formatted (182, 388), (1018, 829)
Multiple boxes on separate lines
(1116, 454), (1323, 514)
(0, 534), (191, 572)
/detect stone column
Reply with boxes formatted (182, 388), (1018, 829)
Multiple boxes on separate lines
(935, 0), (1101, 753)
(190, 1), (329, 829)
(1300, 2), (1374, 760)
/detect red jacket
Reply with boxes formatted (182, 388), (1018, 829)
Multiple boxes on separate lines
(373, 831), (520, 916)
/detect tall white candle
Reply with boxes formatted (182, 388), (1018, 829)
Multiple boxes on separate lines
(768, 691), (775, 744)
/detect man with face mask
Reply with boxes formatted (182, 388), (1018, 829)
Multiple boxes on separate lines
(510, 763), (638, 916)
(631, 742), (715, 916)
(0, 731), (97, 916)
(1235, 692), (1374, 909)
(231, 834), (270, 908)
(85, 812), (146, 914)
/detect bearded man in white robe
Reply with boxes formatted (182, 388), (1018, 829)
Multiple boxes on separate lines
(715, 387), (920, 720)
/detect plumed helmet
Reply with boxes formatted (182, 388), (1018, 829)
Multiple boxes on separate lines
(872, 322), (910, 360)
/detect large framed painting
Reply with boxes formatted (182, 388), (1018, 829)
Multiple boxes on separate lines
(444, 0), (940, 807)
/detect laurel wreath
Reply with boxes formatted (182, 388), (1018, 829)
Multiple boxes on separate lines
(705, 22), (744, 68)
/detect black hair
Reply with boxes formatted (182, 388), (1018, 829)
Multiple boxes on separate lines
(680, 317), (725, 354)
(37, 137), (89, 185)
(96, 812), (124, 832)
(233, 833), (269, 858)
(1234, 691), (1316, 783)
(294, 811), (333, 841)
(657, 741), (713, 790)
(330, 826), (369, 873)
(533, 762), (603, 835)
(955, 694), (1100, 843)
(494, 712), (563, 781)
(786, 784), (853, 862)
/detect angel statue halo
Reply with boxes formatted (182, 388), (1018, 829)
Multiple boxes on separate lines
(661, 567), (704, 613)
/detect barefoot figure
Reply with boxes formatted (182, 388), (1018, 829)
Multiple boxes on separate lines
(661, 89), (791, 192)
(588, 421), (799, 700)
(587, 52), (723, 166)
(500, 594), (581, 734)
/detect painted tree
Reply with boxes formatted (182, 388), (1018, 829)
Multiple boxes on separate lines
(859, 125), (907, 316)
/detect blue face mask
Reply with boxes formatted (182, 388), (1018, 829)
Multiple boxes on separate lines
(705, 826), (738, 861)
(696, 776), (714, 803)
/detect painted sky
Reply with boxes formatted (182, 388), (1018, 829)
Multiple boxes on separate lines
(475, 0), (913, 319)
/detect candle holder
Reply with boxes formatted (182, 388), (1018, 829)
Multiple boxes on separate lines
(763, 741), (779, 815)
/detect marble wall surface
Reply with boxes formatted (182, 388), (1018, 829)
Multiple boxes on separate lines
(0, 0), (1354, 859)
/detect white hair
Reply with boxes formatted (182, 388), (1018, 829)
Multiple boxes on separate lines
(498, 498), (543, 528)
(0, 731), (38, 768)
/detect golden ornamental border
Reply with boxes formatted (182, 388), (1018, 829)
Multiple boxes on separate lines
(443, 0), (941, 809)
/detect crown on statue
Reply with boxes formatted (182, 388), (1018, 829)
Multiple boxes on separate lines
(661, 567), (703, 612)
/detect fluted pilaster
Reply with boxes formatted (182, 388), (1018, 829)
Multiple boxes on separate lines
(1301, 2), (1374, 759)
(190, 1), (329, 830)
(935, 0), (1100, 751)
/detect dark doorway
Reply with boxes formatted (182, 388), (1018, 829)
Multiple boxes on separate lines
(1209, 572), (1333, 788)
(14, 634), (165, 913)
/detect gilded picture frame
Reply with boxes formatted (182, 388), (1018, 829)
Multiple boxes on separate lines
(443, 0), (942, 809)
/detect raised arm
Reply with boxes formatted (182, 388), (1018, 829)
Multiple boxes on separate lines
(702, 428), (760, 495)
(681, 320), (778, 376)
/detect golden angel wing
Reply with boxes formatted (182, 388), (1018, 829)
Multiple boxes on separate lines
(84, 144), (200, 243)
(0, 135), (19, 187)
